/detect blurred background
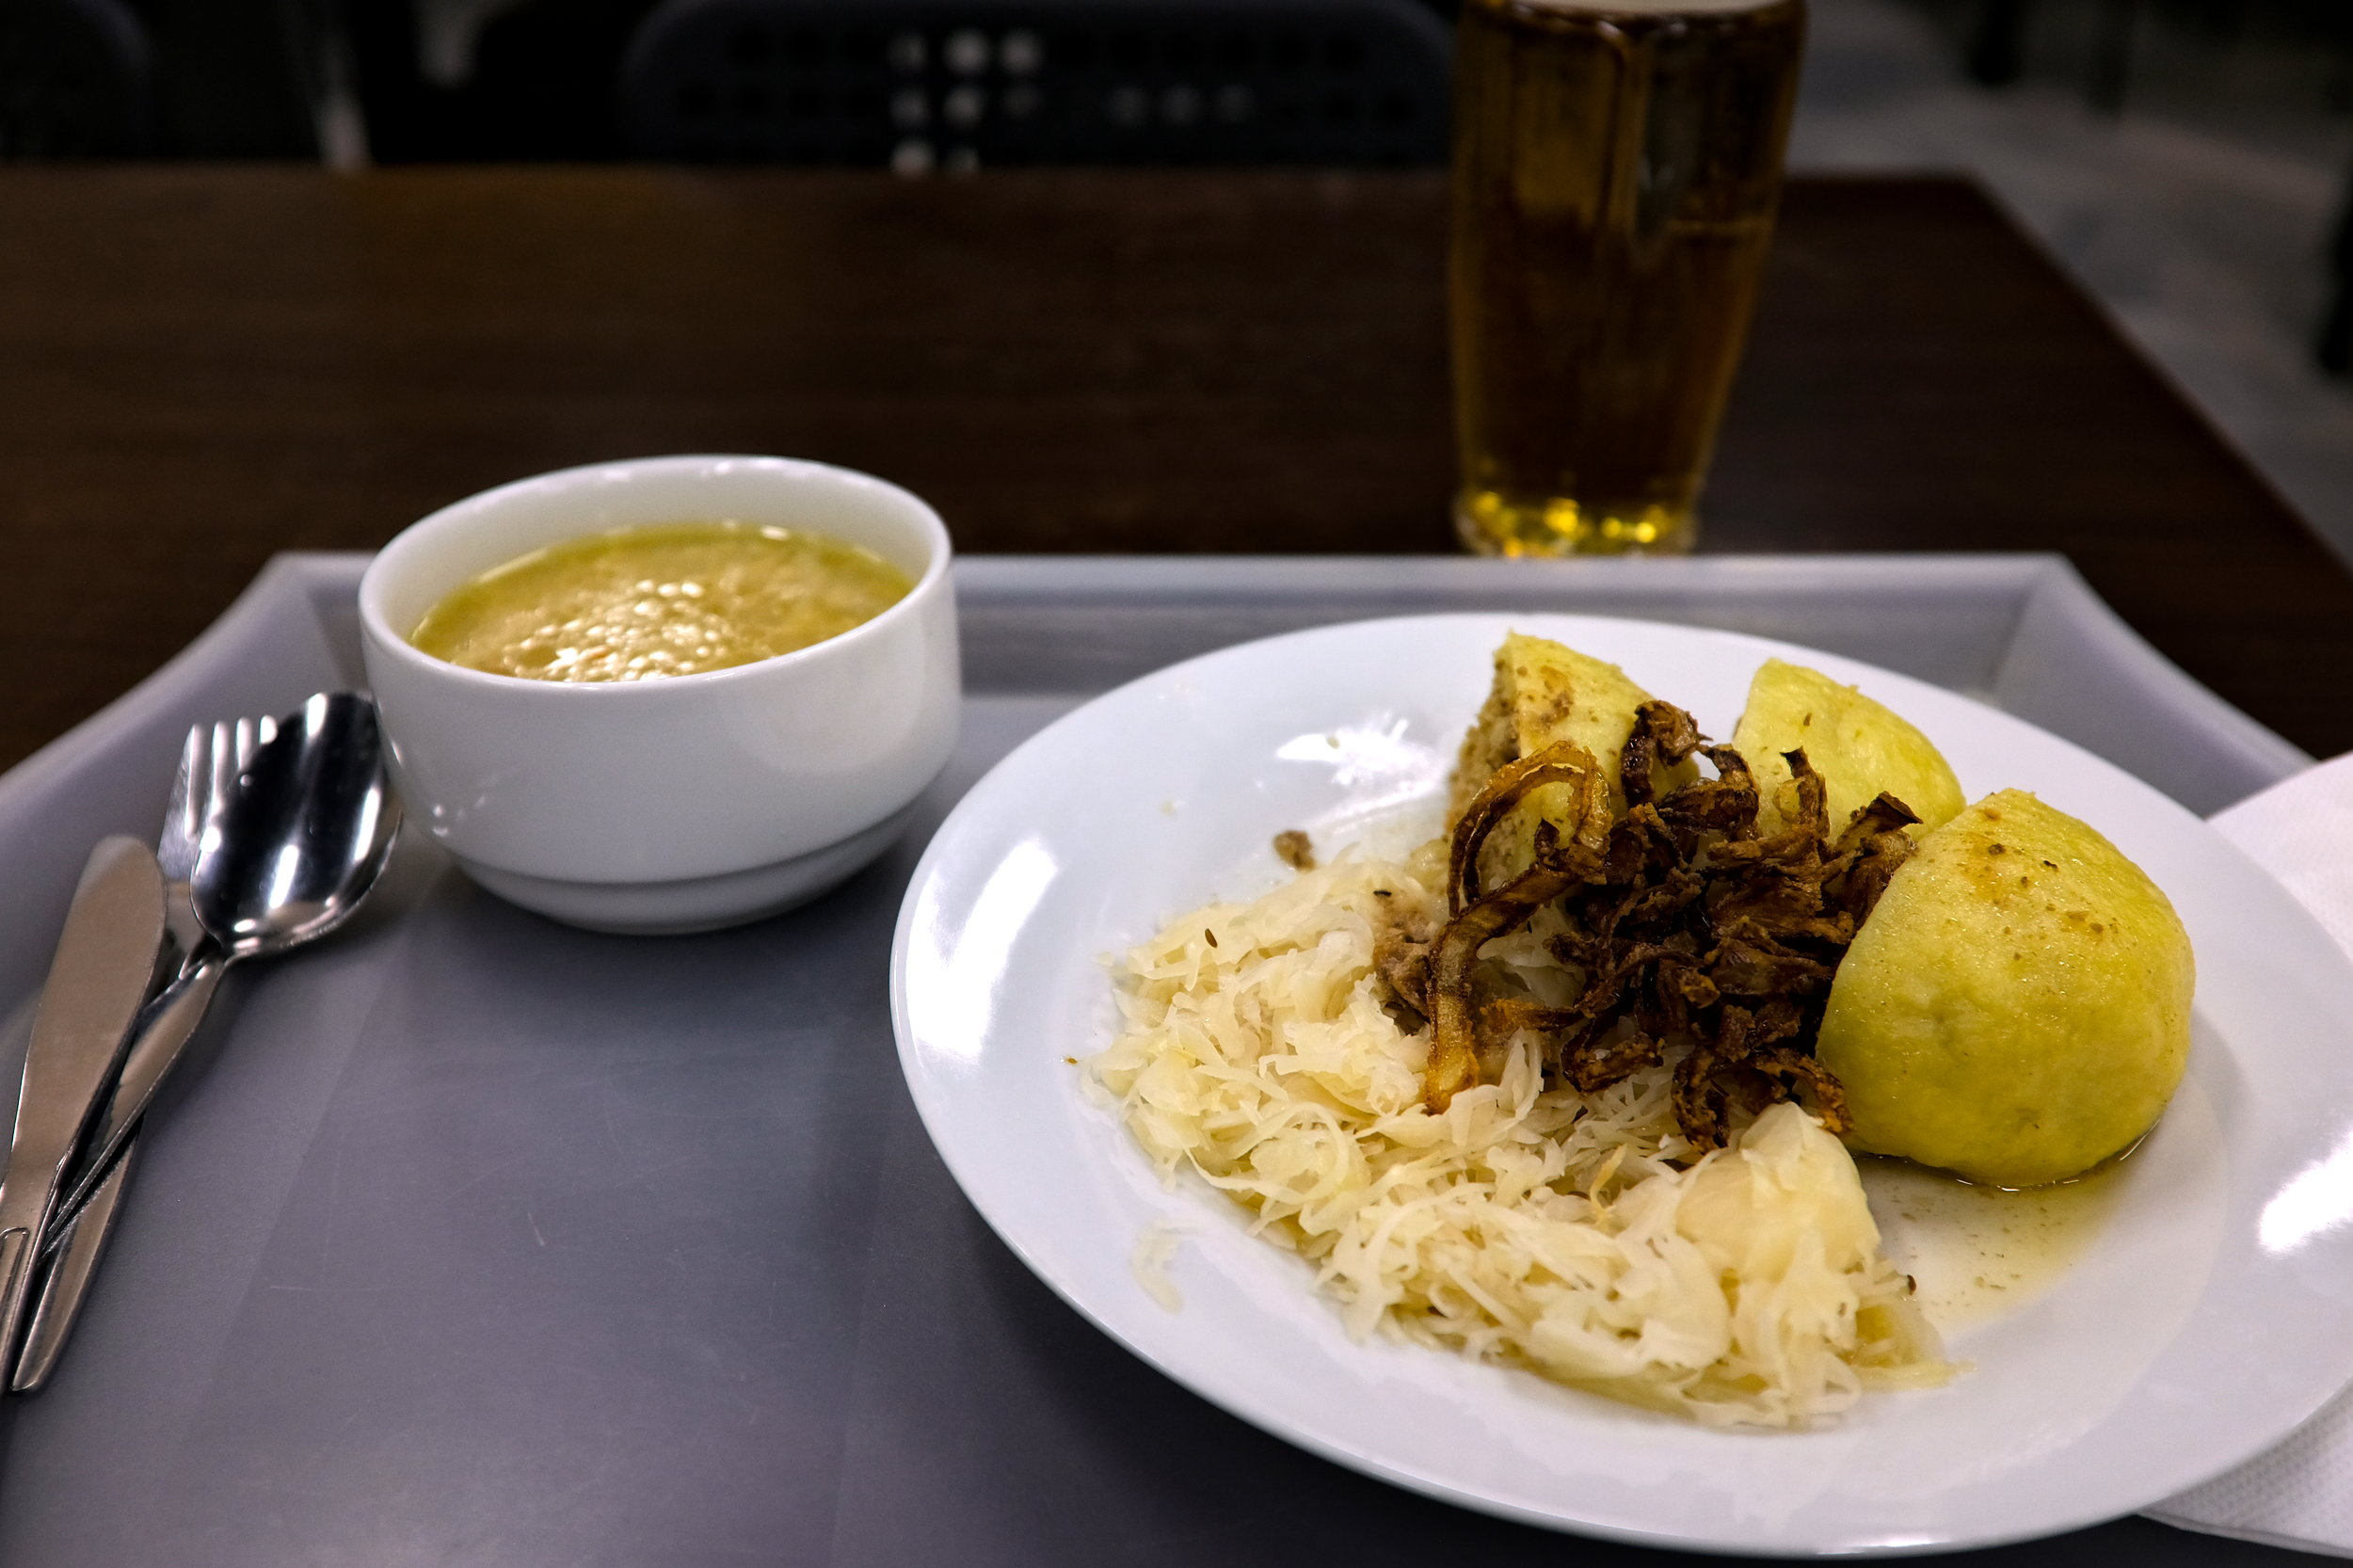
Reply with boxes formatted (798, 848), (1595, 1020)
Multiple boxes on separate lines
(6, 0), (2350, 561)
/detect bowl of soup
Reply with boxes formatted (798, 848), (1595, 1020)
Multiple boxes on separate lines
(359, 455), (958, 934)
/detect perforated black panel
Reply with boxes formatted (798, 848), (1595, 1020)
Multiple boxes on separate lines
(622, 0), (1450, 168)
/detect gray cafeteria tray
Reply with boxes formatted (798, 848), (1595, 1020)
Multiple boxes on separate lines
(0, 552), (2311, 1568)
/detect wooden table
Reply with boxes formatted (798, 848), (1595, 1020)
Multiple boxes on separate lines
(0, 168), (2343, 1564)
(0, 167), (2346, 776)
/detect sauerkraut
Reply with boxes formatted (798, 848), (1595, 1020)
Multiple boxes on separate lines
(1093, 840), (1952, 1428)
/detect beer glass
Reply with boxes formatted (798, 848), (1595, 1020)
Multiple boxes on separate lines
(1450, 0), (1806, 556)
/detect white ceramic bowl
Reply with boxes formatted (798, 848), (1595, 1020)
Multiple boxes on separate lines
(359, 455), (959, 934)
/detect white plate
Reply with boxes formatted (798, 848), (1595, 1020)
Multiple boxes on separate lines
(888, 613), (2353, 1557)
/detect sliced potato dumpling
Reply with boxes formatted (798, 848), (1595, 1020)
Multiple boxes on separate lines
(1449, 632), (1694, 886)
(1731, 659), (1964, 840)
(1816, 790), (2195, 1188)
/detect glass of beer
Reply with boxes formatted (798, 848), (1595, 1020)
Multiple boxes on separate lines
(1450, 0), (1806, 556)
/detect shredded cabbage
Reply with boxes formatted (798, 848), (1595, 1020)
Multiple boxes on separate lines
(1094, 842), (1953, 1428)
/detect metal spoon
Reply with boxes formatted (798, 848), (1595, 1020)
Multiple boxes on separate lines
(39, 693), (400, 1251)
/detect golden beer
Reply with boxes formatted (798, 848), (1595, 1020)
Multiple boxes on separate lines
(1450, 0), (1805, 556)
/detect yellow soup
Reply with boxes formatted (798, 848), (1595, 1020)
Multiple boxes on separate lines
(410, 521), (913, 682)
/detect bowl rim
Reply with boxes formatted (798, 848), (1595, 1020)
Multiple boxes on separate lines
(357, 453), (953, 697)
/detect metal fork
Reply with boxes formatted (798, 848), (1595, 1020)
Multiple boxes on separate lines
(41, 717), (280, 1248)
(11, 718), (265, 1390)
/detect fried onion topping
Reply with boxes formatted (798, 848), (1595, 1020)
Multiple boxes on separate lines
(1422, 703), (1920, 1145)
(1446, 741), (1602, 916)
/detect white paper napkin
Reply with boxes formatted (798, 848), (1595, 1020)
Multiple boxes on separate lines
(2148, 752), (2353, 1557)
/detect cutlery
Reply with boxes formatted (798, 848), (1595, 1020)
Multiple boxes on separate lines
(11, 1156), (138, 1393)
(0, 837), (169, 1372)
(11, 724), (220, 1391)
(39, 695), (398, 1256)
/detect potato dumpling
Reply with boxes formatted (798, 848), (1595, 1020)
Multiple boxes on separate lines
(1816, 790), (2194, 1188)
(1449, 632), (1695, 885)
(1731, 659), (1965, 840)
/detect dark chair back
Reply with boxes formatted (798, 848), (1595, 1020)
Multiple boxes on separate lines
(2320, 176), (2353, 376)
(620, 0), (1450, 168)
(0, 0), (151, 156)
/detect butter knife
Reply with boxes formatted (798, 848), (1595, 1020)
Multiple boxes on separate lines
(12, 873), (205, 1392)
(12, 730), (211, 1391)
(0, 837), (168, 1372)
